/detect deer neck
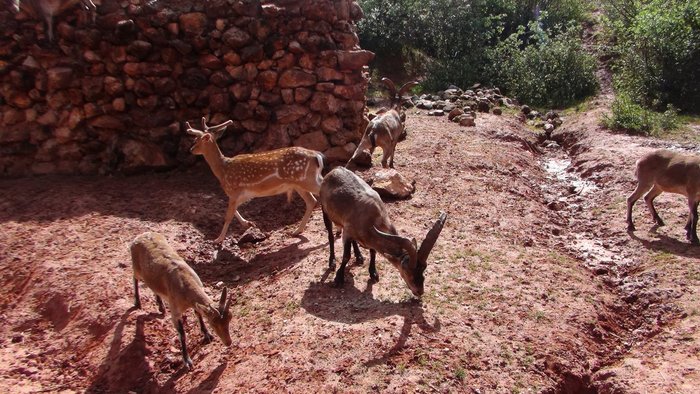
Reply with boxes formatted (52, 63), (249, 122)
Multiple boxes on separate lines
(201, 141), (228, 183)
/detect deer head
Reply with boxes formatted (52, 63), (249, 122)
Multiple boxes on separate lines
(375, 211), (447, 297)
(185, 117), (233, 155)
(381, 78), (419, 110)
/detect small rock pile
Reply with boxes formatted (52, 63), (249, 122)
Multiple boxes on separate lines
(519, 106), (563, 137)
(412, 85), (516, 127)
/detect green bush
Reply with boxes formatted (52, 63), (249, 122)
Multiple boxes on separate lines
(487, 23), (598, 107)
(357, 0), (591, 94)
(605, 0), (700, 112)
(603, 94), (679, 135)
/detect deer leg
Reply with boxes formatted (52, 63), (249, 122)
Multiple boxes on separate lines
(155, 295), (165, 314)
(322, 210), (336, 269)
(333, 239), (352, 287)
(133, 278), (141, 309)
(688, 199), (699, 244)
(627, 181), (652, 231)
(175, 317), (193, 370)
(386, 142), (397, 168)
(368, 249), (379, 282)
(195, 311), (213, 343)
(352, 241), (364, 265)
(292, 191), (317, 235)
(644, 185), (665, 226)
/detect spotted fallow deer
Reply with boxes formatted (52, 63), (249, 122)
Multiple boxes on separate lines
(186, 118), (325, 244)
(131, 231), (233, 370)
(627, 149), (700, 244)
(14, 0), (97, 42)
(320, 167), (447, 297)
(347, 78), (418, 168)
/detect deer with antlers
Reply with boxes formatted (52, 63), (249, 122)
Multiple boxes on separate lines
(185, 118), (325, 244)
(320, 166), (447, 297)
(347, 78), (418, 168)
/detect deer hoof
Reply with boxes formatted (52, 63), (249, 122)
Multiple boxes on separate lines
(333, 275), (344, 288)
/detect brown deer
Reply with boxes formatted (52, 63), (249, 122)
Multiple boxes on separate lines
(186, 118), (324, 244)
(347, 78), (418, 168)
(320, 166), (447, 297)
(131, 232), (233, 370)
(627, 149), (700, 244)
(14, 0), (97, 42)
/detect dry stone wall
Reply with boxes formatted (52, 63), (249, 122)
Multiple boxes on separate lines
(0, 0), (372, 175)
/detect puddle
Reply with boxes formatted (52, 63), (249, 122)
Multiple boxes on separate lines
(542, 155), (598, 195)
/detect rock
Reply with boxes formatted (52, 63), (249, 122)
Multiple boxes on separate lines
(323, 142), (356, 162)
(294, 131), (330, 152)
(457, 115), (475, 127)
(179, 12), (208, 36)
(349, 149), (372, 167)
(448, 108), (464, 121)
(370, 168), (415, 199)
(492, 108), (502, 115)
(275, 105), (309, 124)
(238, 226), (267, 245)
(119, 139), (172, 172)
(521, 105), (531, 115)
(46, 67), (74, 91)
(545, 111), (559, 121)
(222, 26), (252, 48)
(428, 109), (444, 116)
(278, 70), (316, 88)
(544, 123), (555, 134)
(477, 99), (490, 113)
(336, 50), (374, 70)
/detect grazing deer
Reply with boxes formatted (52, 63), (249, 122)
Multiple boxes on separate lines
(320, 166), (447, 297)
(14, 0), (97, 42)
(347, 78), (418, 168)
(186, 118), (324, 243)
(627, 149), (700, 244)
(131, 232), (233, 370)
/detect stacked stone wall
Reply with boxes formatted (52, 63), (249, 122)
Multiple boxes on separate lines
(0, 0), (372, 175)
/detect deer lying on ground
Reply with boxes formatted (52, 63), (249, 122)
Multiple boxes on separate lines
(347, 78), (418, 168)
(320, 166), (447, 297)
(627, 149), (700, 244)
(186, 118), (324, 243)
(14, 0), (97, 42)
(131, 232), (233, 370)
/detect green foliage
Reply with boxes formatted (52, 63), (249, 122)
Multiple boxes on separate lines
(603, 94), (679, 134)
(605, 0), (700, 112)
(357, 0), (593, 106)
(487, 23), (598, 107)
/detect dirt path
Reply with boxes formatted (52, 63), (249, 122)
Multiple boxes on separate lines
(1, 101), (699, 392)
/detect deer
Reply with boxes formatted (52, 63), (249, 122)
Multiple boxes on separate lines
(185, 118), (325, 244)
(131, 231), (233, 370)
(627, 149), (700, 244)
(320, 166), (447, 297)
(14, 0), (97, 41)
(347, 78), (419, 168)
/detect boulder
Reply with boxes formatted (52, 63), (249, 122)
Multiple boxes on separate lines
(370, 168), (415, 199)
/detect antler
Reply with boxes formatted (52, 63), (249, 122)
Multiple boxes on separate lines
(398, 81), (419, 98)
(417, 211), (447, 269)
(186, 117), (233, 137)
(381, 77), (398, 96)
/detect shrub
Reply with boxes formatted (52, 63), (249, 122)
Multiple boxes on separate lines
(605, 0), (700, 112)
(487, 23), (598, 107)
(603, 94), (679, 135)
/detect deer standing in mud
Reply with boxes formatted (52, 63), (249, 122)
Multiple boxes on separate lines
(627, 149), (700, 244)
(186, 118), (324, 244)
(131, 232), (233, 370)
(347, 78), (418, 168)
(320, 166), (447, 297)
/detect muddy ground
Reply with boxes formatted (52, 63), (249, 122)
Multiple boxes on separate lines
(1, 98), (699, 393)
